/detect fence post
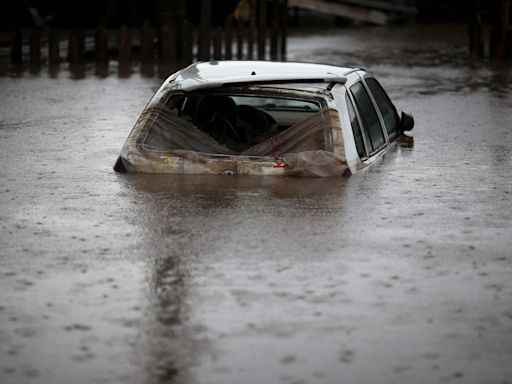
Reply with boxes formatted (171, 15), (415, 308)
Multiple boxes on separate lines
(161, 16), (176, 65)
(280, 0), (288, 60)
(29, 29), (41, 66)
(258, 0), (267, 60)
(140, 21), (155, 64)
(467, 0), (484, 57)
(224, 16), (233, 60)
(270, 0), (280, 60)
(118, 24), (132, 76)
(48, 28), (60, 66)
(248, 0), (257, 59)
(236, 20), (245, 59)
(213, 27), (222, 60)
(118, 24), (132, 64)
(95, 27), (108, 64)
(11, 29), (22, 64)
(199, 0), (212, 61)
(490, 0), (511, 59)
(182, 18), (193, 65)
(68, 28), (85, 64)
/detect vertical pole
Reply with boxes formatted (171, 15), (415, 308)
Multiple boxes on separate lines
(140, 22), (155, 77)
(118, 24), (132, 64)
(29, 29), (41, 66)
(236, 19), (245, 59)
(225, 16), (233, 60)
(280, 0), (288, 60)
(48, 28), (60, 66)
(68, 28), (85, 64)
(508, 0), (512, 58)
(213, 27), (222, 60)
(181, 18), (193, 65)
(199, 0), (211, 61)
(248, 0), (257, 59)
(118, 24), (132, 77)
(258, 0), (267, 60)
(95, 27), (108, 64)
(11, 29), (22, 65)
(490, 0), (511, 59)
(95, 27), (108, 77)
(141, 21), (155, 64)
(270, 0), (279, 60)
(467, 0), (484, 57)
(161, 16), (176, 66)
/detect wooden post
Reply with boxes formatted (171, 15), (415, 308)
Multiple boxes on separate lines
(213, 27), (222, 60)
(467, 0), (484, 57)
(199, 0), (212, 61)
(161, 16), (176, 65)
(118, 24), (132, 64)
(68, 28), (85, 64)
(29, 29), (41, 66)
(236, 20), (245, 59)
(11, 29), (22, 64)
(280, 0), (288, 60)
(141, 21), (155, 63)
(95, 27), (108, 64)
(140, 22), (155, 77)
(490, 0), (511, 59)
(224, 16), (233, 60)
(279, 0), (288, 61)
(118, 24), (132, 77)
(182, 18), (193, 65)
(48, 29), (60, 66)
(291, 6), (299, 26)
(270, 0), (279, 60)
(248, 0), (257, 59)
(258, 0), (267, 60)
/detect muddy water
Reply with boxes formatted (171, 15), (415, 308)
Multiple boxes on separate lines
(1, 24), (512, 384)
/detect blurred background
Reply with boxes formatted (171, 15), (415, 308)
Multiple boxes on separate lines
(0, 0), (510, 77)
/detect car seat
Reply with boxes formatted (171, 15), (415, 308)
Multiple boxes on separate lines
(194, 95), (240, 143)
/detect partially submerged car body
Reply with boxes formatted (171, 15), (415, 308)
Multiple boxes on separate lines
(114, 61), (413, 177)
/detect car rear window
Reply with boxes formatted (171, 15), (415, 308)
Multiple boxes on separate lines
(350, 82), (385, 153)
(366, 78), (399, 141)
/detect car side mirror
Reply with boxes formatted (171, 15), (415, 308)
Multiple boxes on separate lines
(399, 111), (414, 132)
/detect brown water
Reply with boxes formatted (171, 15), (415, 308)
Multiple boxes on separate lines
(1, 24), (512, 384)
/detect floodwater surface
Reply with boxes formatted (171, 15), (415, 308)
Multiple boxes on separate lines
(1, 24), (512, 384)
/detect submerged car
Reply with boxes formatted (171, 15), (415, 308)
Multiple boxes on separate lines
(114, 61), (413, 177)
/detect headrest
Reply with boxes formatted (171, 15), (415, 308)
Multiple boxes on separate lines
(194, 95), (237, 126)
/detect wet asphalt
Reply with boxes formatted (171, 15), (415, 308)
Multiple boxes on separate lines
(1, 24), (512, 384)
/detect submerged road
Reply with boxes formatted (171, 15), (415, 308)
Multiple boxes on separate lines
(1, 24), (511, 384)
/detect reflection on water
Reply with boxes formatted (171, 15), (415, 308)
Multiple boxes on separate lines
(123, 173), (349, 200)
(395, 133), (414, 149)
(146, 247), (191, 384)
(119, 174), (350, 383)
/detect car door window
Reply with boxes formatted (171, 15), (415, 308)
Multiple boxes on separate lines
(350, 82), (385, 152)
(345, 94), (366, 159)
(366, 78), (399, 141)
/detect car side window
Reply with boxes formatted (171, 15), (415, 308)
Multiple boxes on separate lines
(350, 82), (385, 152)
(366, 78), (399, 141)
(345, 94), (366, 159)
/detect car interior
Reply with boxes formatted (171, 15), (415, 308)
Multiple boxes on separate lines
(143, 92), (327, 154)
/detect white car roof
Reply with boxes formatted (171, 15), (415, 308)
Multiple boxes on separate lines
(169, 61), (356, 92)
